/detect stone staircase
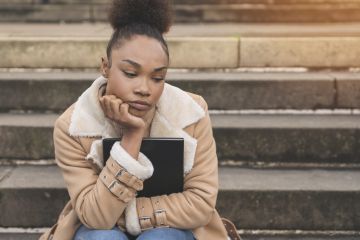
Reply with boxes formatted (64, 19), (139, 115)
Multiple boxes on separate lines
(2, 0), (360, 23)
(1, 23), (360, 240)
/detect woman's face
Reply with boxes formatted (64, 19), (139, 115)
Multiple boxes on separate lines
(102, 35), (168, 119)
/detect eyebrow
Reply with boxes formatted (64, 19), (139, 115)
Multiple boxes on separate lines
(153, 66), (168, 72)
(122, 59), (167, 72)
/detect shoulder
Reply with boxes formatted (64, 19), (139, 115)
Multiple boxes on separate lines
(185, 91), (209, 112)
(53, 104), (95, 159)
(182, 91), (211, 134)
(54, 104), (75, 134)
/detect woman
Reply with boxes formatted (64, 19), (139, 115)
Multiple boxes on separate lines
(39, 0), (239, 239)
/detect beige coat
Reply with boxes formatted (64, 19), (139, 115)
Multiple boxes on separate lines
(39, 76), (228, 240)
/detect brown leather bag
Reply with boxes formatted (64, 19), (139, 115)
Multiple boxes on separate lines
(221, 218), (242, 240)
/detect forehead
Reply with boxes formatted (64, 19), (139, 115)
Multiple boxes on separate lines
(112, 35), (168, 67)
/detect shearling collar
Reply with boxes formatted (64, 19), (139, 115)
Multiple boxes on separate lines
(68, 76), (205, 174)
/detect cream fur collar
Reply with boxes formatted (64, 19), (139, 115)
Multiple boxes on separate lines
(68, 76), (205, 174)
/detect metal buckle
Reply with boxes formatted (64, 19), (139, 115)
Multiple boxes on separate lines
(139, 216), (153, 230)
(116, 168), (125, 178)
(139, 216), (151, 221)
(107, 179), (119, 190)
(154, 209), (165, 214)
(154, 209), (168, 227)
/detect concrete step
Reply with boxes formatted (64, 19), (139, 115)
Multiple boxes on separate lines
(3, 71), (360, 112)
(241, 232), (360, 240)
(3, 23), (360, 69)
(3, 0), (360, 4)
(0, 36), (238, 69)
(3, 35), (360, 69)
(2, 1), (360, 23)
(0, 165), (359, 230)
(6, 0), (360, 4)
(0, 232), (39, 240)
(0, 231), (360, 240)
(174, 3), (360, 23)
(5, 23), (360, 38)
(2, 113), (360, 167)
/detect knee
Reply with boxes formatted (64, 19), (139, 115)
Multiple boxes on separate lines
(137, 227), (194, 240)
(137, 228), (165, 240)
(74, 225), (128, 240)
(93, 229), (127, 240)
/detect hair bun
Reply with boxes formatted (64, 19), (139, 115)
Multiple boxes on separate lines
(108, 0), (172, 34)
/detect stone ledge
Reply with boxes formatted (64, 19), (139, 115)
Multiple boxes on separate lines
(240, 37), (360, 68)
(0, 37), (239, 68)
(3, 37), (360, 68)
(0, 71), (345, 111)
(2, 2), (360, 23)
(1, 165), (359, 230)
(2, 113), (360, 164)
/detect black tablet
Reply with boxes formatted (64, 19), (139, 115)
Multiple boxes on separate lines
(103, 138), (184, 197)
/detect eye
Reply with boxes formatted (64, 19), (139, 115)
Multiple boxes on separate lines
(152, 77), (164, 82)
(123, 71), (137, 78)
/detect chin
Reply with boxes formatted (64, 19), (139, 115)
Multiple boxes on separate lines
(129, 108), (147, 118)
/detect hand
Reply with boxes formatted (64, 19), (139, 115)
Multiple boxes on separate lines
(99, 95), (146, 131)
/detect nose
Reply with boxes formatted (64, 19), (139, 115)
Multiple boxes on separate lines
(135, 77), (150, 96)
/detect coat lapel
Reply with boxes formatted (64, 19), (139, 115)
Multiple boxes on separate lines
(68, 76), (205, 174)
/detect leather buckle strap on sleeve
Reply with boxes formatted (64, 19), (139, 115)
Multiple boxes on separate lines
(138, 198), (154, 231)
(106, 158), (143, 191)
(139, 216), (153, 231)
(99, 166), (136, 203)
(151, 196), (168, 228)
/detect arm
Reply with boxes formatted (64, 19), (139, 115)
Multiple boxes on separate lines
(133, 96), (219, 231)
(54, 116), (150, 229)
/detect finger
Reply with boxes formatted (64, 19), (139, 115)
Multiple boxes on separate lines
(109, 95), (123, 107)
(119, 103), (129, 122)
(103, 96), (114, 119)
(110, 98), (121, 120)
(115, 97), (123, 105)
(115, 98), (123, 112)
(107, 95), (117, 116)
(120, 103), (139, 124)
(108, 95), (117, 100)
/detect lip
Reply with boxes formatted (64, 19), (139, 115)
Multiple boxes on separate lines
(128, 101), (151, 111)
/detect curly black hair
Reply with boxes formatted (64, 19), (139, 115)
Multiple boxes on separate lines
(106, 0), (173, 67)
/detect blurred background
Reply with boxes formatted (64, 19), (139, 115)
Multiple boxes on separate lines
(0, 0), (360, 239)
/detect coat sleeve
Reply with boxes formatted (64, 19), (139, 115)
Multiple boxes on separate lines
(53, 114), (152, 229)
(131, 96), (220, 233)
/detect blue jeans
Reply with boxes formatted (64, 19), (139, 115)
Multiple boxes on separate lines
(74, 225), (195, 240)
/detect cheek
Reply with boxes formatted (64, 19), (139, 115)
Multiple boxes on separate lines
(152, 83), (164, 100)
(106, 71), (130, 97)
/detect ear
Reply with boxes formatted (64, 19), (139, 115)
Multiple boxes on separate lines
(101, 57), (109, 77)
